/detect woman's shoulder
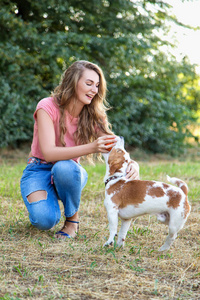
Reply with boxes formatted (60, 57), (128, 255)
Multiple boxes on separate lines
(34, 97), (60, 120)
(37, 97), (58, 109)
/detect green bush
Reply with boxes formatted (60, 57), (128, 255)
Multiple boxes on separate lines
(0, 0), (199, 154)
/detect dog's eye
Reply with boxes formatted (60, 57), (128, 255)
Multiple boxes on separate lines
(116, 149), (122, 153)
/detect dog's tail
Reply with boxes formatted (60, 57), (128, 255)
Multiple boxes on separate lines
(166, 175), (188, 196)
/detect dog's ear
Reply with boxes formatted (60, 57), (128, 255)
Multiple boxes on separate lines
(107, 148), (126, 175)
(109, 160), (122, 175)
(108, 154), (124, 175)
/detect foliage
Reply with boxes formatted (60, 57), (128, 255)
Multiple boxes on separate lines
(109, 53), (199, 153)
(0, 0), (199, 153)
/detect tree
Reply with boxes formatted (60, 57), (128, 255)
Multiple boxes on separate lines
(0, 0), (199, 153)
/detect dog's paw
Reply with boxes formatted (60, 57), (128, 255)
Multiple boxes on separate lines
(158, 245), (170, 252)
(117, 238), (125, 248)
(103, 240), (114, 247)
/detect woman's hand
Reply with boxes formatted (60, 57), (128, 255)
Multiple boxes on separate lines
(126, 161), (140, 180)
(93, 135), (117, 153)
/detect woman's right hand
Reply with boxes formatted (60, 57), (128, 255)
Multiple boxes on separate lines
(37, 109), (117, 160)
(92, 135), (117, 153)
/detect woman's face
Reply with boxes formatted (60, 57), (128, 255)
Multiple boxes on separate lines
(76, 69), (100, 106)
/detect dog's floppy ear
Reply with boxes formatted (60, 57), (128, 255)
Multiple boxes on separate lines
(109, 161), (122, 175)
(108, 150), (125, 175)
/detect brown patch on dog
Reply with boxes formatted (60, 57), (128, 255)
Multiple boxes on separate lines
(183, 197), (190, 218)
(148, 186), (165, 198)
(167, 189), (182, 209)
(180, 185), (188, 196)
(173, 179), (188, 196)
(107, 180), (154, 208)
(162, 183), (169, 189)
(108, 148), (126, 176)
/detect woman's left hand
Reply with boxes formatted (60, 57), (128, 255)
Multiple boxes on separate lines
(126, 161), (140, 180)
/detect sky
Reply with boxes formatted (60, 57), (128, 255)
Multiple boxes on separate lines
(165, 0), (200, 72)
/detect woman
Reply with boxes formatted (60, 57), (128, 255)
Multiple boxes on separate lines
(20, 60), (139, 239)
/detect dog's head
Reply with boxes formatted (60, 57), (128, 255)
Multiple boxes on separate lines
(103, 136), (130, 177)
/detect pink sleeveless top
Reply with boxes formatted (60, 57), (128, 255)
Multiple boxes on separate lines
(31, 97), (80, 162)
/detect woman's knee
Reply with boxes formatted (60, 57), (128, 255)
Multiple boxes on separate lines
(52, 160), (87, 187)
(24, 192), (61, 230)
(29, 203), (61, 230)
(30, 218), (58, 231)
(27, 190), (47, 203)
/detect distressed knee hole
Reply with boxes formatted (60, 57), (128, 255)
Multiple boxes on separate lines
(27, 190), (47, 203)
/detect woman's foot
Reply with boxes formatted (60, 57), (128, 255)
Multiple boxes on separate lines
(55, 217), (79, 239)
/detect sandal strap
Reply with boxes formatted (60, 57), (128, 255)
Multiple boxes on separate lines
(65, 219), (79, 224)
(56, 231), (71, 238)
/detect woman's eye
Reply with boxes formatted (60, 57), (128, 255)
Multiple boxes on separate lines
(86, 83), (99, 89)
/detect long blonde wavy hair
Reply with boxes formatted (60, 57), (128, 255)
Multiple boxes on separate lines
(51, 60), (113, 161)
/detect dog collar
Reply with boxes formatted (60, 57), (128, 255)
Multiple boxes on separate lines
(105, 175), (123, 186)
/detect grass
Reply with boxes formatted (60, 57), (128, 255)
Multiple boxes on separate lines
(0, 146), (200, 299)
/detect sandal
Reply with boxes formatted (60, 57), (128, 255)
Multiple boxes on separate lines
(55, 220), (79, 238)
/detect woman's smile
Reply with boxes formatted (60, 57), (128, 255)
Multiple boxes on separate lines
(76, 69), (100, 105)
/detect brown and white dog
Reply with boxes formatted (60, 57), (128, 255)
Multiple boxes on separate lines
(103, 136), (191, 251)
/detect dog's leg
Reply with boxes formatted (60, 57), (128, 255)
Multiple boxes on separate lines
(159, 213), (185, 251)
(159, 231), (177, 252)
(117, 218), (132, 247)
(104, 207), (119, 247)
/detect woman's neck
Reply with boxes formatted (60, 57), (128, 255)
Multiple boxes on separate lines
(67, 99), (84, 118)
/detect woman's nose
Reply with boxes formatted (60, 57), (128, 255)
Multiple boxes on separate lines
(91, 85), (98, 94)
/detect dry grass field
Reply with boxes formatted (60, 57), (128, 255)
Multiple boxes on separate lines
(0, 147), (199, 299)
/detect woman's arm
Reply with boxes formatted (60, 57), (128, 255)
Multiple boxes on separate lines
(37, 109), (117, 162)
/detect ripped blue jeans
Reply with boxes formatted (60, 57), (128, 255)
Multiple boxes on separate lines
(20, 158), (88, 230)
